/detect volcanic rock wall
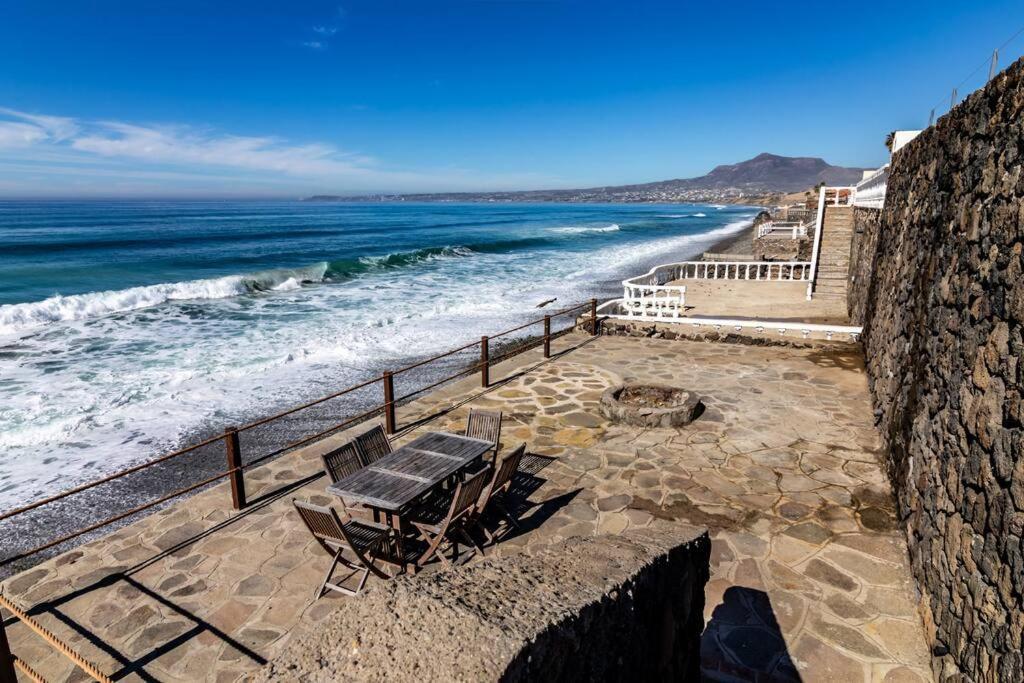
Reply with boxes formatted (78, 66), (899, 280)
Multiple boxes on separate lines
(255, 525), (710, 682)
(847, 58), (1024, 681)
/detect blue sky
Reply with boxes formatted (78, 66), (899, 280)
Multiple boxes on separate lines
(0, 0), (1021, 197)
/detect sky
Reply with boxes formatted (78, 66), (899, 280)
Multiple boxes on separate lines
(0, 0), (1021, 198)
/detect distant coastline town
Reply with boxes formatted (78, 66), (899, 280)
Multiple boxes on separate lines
(305, 152), (868, 206)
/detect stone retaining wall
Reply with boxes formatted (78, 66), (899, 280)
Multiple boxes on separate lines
(846, 207), (883, 325)
(592, 317), (861, 349)
(255, 525), (710, 682)
(753, 235), (812, 261)
(846, 57), (1024, 681)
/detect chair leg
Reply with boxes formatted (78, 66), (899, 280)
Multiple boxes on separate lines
(314, 548), (343, 600)
(415, 527), (449, 568)
(495, 500), (521, 530)
(457, 527), (484, 559)
(474, 520), (494, 546)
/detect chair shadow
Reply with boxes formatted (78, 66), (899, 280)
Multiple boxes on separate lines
(11, 573), (266, 682)
(0, 480), (311, 681)
(701, 586), (802, 682)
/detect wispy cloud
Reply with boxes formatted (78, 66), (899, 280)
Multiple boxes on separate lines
(301, 40), (327, 50)
(71, 122), (374, 176)
(0, 106), (564, 197)
(312, 25), (337, 36)
(0, 108), (79, 148)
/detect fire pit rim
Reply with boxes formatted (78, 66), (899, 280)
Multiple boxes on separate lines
(599, 381), (704, 428)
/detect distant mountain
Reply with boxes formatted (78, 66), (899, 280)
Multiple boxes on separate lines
(623, 153), (867, 193)
(305, 153), (868, 203)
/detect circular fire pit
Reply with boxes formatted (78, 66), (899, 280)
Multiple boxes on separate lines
(599, 383), (704, 428)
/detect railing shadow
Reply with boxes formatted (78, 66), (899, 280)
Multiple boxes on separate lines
(701, 586), (802, 681)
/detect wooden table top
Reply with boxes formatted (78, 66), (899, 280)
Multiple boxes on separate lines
(326, 431), (493, 511)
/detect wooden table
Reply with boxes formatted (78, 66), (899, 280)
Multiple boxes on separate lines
(326, 431), (493, 570)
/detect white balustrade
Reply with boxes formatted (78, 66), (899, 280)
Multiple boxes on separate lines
(757, 220), (811, 239)
(621, 263), (687, 320)
(853, 166), (888, 208)
(667, 260), (813, 281)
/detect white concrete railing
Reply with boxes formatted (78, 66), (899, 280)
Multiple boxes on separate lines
(621, 263), (687, 320)
(671, 260), (813, 281)
(597, 300), (863, 342)
(853, 165), (888, 208)
(757, 220), (810, 239)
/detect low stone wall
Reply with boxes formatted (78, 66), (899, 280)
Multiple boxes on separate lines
(594, 317), (861, 348)
(254, 525), (710, 682)
(847, 56), (1024, 681)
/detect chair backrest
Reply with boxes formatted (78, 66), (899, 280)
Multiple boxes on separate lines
(477, 443), (525, 514)
(492, 443), (525, 494)
(465, 409), (502, 448)
(321, 441), (363, 483)
(446, 469), (491, 524)
(293, 499), (349, 553)
(355, 425), (392, 465)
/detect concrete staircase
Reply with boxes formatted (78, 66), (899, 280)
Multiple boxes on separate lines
(812, 205), (854, 301)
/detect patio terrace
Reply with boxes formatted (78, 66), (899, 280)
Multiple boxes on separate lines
(1, 332), (931, 682)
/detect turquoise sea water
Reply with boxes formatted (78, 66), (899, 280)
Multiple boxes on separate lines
(0, 201), (754, 506)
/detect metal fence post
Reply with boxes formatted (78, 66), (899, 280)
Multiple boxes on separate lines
(382, 370), (396, 435)
(480, 336), (489, 387)
(224, 427), (246, 510)
(543, 315), (551, 358)
(0, 616), (16, 683)
(590, 298), (598, 336)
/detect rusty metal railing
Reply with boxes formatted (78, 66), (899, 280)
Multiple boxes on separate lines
(0, 299), (599, 569)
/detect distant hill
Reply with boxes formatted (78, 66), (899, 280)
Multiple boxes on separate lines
(626, 153), (867, 193)
(306, 153), (868, 203)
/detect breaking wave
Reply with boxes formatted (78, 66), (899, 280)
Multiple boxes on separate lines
(549, 224), (620, 234)
(0, 245), (494, 335)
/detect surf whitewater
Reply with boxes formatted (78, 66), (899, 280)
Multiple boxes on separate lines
(0, 200), (754, 516)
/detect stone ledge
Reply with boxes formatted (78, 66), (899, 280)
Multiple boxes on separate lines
(253, 524), (710, 682)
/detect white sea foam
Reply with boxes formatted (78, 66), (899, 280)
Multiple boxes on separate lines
(0, 263), (329, 337)
(0, 211), (754, 507)
(549, 224), (620, 234)
(691, 212), (707, 217)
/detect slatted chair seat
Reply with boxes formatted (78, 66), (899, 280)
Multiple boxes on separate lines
(465, 408), (502, 460)
(355, 424), (392, 465)
(293, 500), (394, 598)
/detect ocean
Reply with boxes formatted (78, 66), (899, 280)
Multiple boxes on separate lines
(0, 200), (754, 511)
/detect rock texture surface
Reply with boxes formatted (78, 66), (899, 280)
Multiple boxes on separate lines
(847, 56), (1024, 681)
(253, 526), (710, 682)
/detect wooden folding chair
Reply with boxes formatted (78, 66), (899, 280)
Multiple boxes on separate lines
(465, 408), (502, 460)
(292, 500), (393, 599)
(410, 468), (491, 568)
(355, 424), (392, 465)
(476, 443), (526, 540)
(321, 441), (363, 484)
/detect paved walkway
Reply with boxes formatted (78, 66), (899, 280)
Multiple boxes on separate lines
(1, 333), (932, 682)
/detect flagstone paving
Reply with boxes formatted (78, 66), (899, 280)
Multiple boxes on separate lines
(0, 333), (932, 682)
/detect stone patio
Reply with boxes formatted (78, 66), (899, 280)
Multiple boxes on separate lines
(0, 332), (932, 682)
